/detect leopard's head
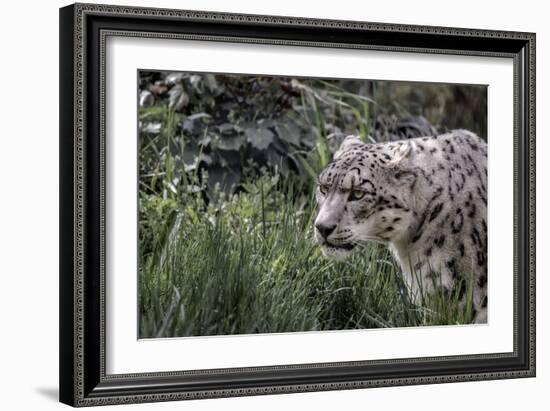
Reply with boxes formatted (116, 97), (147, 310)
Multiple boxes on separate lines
(314, 135), (417, 260)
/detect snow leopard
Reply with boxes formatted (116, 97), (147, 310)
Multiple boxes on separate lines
(314, 130), (488, 323)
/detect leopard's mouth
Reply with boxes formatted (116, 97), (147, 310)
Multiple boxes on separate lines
(314, 230), (357, 257)
(318, 241), (355, 260)
(318, 239), (357, 252)
(324, 241), (355, 251)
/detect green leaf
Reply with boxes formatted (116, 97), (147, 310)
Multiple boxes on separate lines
(203, 74), (224, 96)
(275, 118), (301, 146)
(182, 113), (212, 135)
(217, 123), (243, 135)
(165, 72), (186, 85)
(245, 126), (274, 150)
(139, 90), (154, 107)
(213, 133), (246, 151)
(140, 122), (162, 134)
(168, 84), (189, 111)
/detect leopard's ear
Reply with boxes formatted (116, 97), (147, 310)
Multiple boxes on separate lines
(333, 135), (367, 160)
(386, 142), (413, 168)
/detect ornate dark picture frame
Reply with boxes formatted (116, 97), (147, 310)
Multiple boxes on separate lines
(59, 3), (536, 407)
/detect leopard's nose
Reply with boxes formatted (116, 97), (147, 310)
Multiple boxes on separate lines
(316, 223), (336, 239)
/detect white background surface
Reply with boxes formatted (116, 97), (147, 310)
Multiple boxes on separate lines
(107, 37), (513, 373)
(0, 0), (546, 410)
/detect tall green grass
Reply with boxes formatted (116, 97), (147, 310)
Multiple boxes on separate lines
(139, 174), (473, 338)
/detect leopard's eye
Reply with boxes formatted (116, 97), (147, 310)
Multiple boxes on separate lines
(349, 189), (366, 201)
(318, 184), (329, 195)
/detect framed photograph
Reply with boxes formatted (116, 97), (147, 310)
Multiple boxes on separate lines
(59, 3), (536, 407)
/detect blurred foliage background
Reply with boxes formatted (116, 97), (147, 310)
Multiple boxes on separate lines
(138, 71), (486, 337)
(139, 72), (486, 202)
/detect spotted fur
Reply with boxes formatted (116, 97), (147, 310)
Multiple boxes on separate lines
(314, 130), (488, 323)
